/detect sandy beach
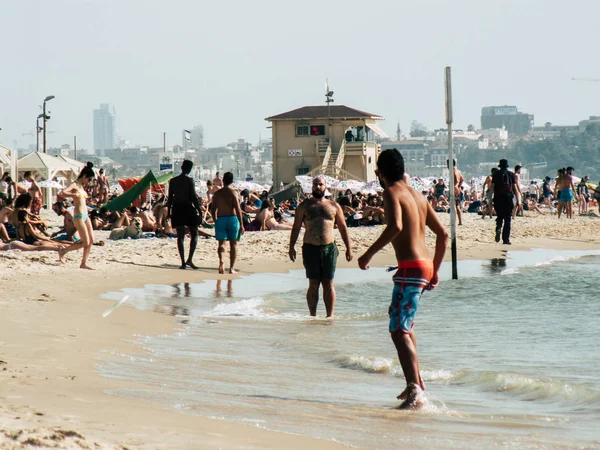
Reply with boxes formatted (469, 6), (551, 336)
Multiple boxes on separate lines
(1, 210), (600, 449)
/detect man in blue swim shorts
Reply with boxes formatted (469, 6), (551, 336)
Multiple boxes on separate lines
(555, 166), (576, 219)
(210, 172), (244, 274)
(358, 149), (448, 410)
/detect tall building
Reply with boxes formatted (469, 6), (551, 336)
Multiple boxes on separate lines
(182, 125), (204, 150)
(481, 106), (533, 136)
(93, 104), (117, 153)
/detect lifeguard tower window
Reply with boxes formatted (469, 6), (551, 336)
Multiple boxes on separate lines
(310, 125), (326, 136)
(296, 166), (310, 175)
(296, 125), (309, 136)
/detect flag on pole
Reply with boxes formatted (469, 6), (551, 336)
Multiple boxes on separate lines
(184, 129), (192, 143)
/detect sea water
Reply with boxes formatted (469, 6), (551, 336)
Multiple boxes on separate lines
(99, 249), (600, 449)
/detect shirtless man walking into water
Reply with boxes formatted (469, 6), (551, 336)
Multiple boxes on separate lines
(358, 149), (448, 410)
(210, 172), (244, 274)
(289, 176), (353, 318)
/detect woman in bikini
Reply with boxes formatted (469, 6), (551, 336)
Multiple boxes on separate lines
(58, 162), (96, 269)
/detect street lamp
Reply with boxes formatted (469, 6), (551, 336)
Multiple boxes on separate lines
(42, 95), (55, 154)
(36, 114), (44, 152)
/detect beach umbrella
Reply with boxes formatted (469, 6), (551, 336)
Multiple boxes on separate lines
(365, 180), (383, 192)
(336, 179), (364, 193)
(295, 175), (312, 184)
(37, 180), (63, 189)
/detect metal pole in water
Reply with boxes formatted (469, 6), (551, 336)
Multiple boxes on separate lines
(445, 66), (458, 280)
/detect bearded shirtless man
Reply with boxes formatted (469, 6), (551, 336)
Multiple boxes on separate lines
(358, 149), (448, 410)
(289, 176), (353, 318)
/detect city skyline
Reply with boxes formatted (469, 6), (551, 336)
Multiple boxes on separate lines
(2, 0), (600, 152)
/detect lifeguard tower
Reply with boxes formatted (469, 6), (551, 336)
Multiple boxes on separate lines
(266, 101), (387, 188)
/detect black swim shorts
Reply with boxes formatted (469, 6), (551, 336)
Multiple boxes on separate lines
(302, 242), (339, 280)
(171, 204), (199, 228)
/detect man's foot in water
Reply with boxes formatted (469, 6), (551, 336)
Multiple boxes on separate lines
(397, 383), (424, 410)
(397, 378), (426, 400)
(218, 261), (225, 274)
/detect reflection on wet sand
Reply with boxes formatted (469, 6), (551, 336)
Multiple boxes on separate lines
(173, 282), (192, 298)
(215, 279), (233, 298)
(488, 258), (507, 274)
(153, 304), (190, 317)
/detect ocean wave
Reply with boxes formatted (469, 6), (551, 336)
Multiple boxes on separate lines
(332, 355), (459, 382)
(332, 354), (399, 375)
(454, 371), (600, 408)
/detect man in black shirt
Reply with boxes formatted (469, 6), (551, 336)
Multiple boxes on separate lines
(167, 160), (201, 269)
(491, 159), (519, 245)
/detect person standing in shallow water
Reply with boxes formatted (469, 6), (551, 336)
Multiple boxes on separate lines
(358, 148), (447, 410)
(210, 172), (244, 274)
(167, 160), (201, 270)
(289, 176), (353, 318)
(58, 162), (96, 269)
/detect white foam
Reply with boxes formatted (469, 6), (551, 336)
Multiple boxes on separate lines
(421, 369), (458, 382)
(203, 297), (306, 321)
(207, 297), (265, 317)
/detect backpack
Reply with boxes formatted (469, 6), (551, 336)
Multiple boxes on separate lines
(496, 169), (514, 196)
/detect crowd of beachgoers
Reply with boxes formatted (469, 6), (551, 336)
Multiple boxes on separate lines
(1, 164), (599, 261)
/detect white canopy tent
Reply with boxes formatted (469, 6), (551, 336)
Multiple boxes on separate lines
(17, 152), (78, 206)
(57, 155), (85, 173)
(0, 143), (18, 180)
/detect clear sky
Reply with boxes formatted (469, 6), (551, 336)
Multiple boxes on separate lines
(1, 0), (599, 151)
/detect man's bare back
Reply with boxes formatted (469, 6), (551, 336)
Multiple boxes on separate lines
(211, 187), (238, 217)
(386, 184), (432, 263)
(298, 198), (339, 246)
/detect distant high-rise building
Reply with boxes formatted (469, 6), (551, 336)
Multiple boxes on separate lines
(93, 104), (117, 153)
(183, 125), (204, 150)
(481, 106), (533, 136)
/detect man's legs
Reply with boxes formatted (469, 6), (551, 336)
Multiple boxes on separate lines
(494, 201), (504, 242)
(229, 240), (237, 274)
(186, 227), (198, 269)
(321, 279), (336, 318)
(306, 279), (320, 316)
(176, 226), (187, 269)
(217, 240), (226, 274)
(502, 205), (512, 244)
(391, 330), (422, 408)
(567, 200), (573, 219)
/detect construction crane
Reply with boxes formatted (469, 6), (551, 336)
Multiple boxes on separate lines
(572, 77), (600, 82)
